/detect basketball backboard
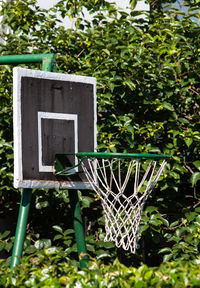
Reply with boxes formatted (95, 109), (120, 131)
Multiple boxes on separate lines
(13, 68), (96, 189)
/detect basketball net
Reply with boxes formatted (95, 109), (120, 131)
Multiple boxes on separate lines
(80, 158), (167, 253)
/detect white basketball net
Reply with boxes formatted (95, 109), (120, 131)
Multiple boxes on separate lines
(81, 158), (167, 253)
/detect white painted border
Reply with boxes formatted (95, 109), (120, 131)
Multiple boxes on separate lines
(13, 68), (23, 189)
(16, 180), (93, 190)
(38, 111), (78, 173)
(13, 67), (97, 189)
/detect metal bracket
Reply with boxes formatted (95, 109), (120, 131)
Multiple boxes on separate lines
(54, 154), (84, 176)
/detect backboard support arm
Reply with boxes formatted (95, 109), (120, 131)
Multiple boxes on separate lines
(0, 53), (57, 72)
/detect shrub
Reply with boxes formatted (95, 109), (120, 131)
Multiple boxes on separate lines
(0, 0), (199, 272)
(1, 253), (200, 287)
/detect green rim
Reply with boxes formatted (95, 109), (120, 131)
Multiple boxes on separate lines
(76, 152), (170, 160)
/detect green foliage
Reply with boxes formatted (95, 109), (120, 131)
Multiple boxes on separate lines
(0, 231), (14, 254)
(159, 207), (200, 262)
(1, 255), (200, 287)
(0, 0), (200, 278)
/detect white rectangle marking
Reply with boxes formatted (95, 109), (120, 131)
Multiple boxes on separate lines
(38, 111), (78, 173)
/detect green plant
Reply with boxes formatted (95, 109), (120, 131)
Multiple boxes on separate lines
(1, 254), (200, 287)
(0, 0), (199, 271)
(0, 231), (14, 255)
(159, 207), (200, 262)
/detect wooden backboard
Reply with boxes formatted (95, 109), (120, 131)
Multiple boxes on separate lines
(13, 68), (96, 189)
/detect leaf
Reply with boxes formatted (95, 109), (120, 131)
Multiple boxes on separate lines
(123, 79), (136, 90)
(24, 246), (37, 254)
(162, 102), (174, 111)
(5, 242), (12, 252)
(86, 244), (95, 252)
(161, 218), (169, 227)
(53, 234), (63, 241)
(185, 212), (197, 222)
(44, 247), (59, 255)
(96, 252), (112, 259)
(170, 220), (179, 228)
(52, 225), (63, 233)
(191, 172), (200, 187)
(102, 49), (110, 56)
(195, 215), (200, 223)
(149, 219), (161, 226)
(163, 254), (173, 262)
(169, 171), (180, 180)
(130, 0), (138, 10)
(102, 242), (115, 249)
(140, 224), (149, 233)
(178, 117), (190, 124)
(81, 196), (93, 208)
(35, 201), (49, 209)
(149, 147), (161, 153)
(159, 247), (172, 254)
(145, 206), (158, 213)
(0, 230), (10, 240)
(64, 229), (74, 236)
(35, 239), (52, 249)
(185, 138), (193, 147)
(0, 242), (5, 251)
(193, 160), (200, 171)
(63, 240), (72, 246)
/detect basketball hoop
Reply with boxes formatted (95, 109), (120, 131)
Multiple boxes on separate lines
(55, 152), (169, 253)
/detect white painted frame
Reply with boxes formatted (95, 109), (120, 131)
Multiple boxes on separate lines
(13, 67), (97, 189)
(37, 111), (78, 173)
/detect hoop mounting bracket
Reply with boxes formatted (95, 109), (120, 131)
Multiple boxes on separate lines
(54, 154), (85, 176)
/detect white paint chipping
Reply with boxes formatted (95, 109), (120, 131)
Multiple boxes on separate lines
(16, 179), (93, 190)
(38, 111), (78, 173)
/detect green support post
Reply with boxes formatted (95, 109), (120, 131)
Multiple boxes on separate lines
(10, 189), (32, 267)
(42, 54), (57, 72)
(68, 190), (88, 269)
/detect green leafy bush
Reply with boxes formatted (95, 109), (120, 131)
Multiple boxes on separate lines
(1, 254), (200, 287)
(0, 0), (200, 277)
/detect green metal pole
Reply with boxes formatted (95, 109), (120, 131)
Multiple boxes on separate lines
(42, 54), (57, 72)
(0, 53), (54, 65)
(10, 189), (32, 268)
(68, 190), (88, 269)
(0, 54), (57, 72)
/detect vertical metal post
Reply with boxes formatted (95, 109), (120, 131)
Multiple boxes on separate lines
(42, 54), (57, 72)
(68, 190), (88, 269)
(10, 189), (32, 268)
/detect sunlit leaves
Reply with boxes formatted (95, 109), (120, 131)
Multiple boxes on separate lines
(0, 0), (199, 269)
(1, 255), (200, 287)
